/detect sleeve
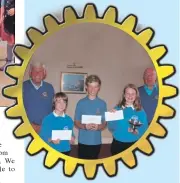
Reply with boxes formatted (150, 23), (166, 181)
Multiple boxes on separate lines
(49, 84), (55, 111)
(74, 101), (82, 121)
(107, 106), (119, 132)
(71, 119), (75, 138)
(23, 82), (34, 123)
(51, 85), (55, 97)
(138, 110), (148, 136)
(101, 101), (107, 123)
(39, 117), (51, 142)
(108, 119), (119, 132)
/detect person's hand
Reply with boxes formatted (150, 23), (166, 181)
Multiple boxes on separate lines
(8, 8), (15, 16)
(70, 137), (75, 144)
(31, 123), (41, 134)
(85, 123), (94, 130)
(91, 124), (99, 131)
(51, 139), (60, 144)
(109, 108), (117, 113)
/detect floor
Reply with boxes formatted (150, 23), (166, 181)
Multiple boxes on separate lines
(0, 41), (14, 106)
(70, 144), (112, 158)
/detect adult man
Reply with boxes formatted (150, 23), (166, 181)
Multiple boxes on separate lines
(138, 68), (158, 124)
(74, 75), (107, 159)
(23, 62), (55, 133)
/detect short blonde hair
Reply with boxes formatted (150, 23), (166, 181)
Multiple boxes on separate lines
(85, 75), (101, 86)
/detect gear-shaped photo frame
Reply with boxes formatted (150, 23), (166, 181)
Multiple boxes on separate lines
(3, 3), (178, 180)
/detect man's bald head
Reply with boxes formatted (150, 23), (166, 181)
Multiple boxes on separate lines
(143, 67), (157, 87)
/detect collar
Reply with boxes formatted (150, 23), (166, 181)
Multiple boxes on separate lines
(122, 105), (135, 110)
(53, 111), (65, 118)
(144, 84), (157, 95)
(86, 95), (98, 101)
(30, 79), (43, 90)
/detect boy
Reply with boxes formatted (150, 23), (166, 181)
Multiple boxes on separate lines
(74, 75), (107, 159)
(40, 92), (75, 155)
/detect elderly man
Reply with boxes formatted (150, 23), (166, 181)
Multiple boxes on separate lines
(138, 68), (158, 124)
(23, 62), (55, 133)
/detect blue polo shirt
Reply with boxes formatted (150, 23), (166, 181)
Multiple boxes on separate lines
(39, 112), (74, 152)
(108, 106), (148, 142)
(74, 96), (107, 145)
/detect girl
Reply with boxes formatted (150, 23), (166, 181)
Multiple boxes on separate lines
(108, 84), (148, 155)
(40, 92), (75, 156)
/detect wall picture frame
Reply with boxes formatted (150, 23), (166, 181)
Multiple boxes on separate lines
(60, 72), (88, 94)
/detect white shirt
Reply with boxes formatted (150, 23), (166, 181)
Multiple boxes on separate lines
(53, 111), (65, 118)
(30, 79), (43, 90)
(122, 105), (135, 110)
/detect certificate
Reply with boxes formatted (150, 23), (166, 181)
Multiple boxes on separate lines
(52, 130), (72, 140)
(81, 115), (102, 124)
(105, 110), (124, 121)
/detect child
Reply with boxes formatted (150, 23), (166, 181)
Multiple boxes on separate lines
(74, 75), (107, 159)
(39, 92), (75, 156)
(108, 84), (148, 155)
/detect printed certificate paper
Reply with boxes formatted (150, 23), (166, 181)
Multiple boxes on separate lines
(81, 115), (102, 124)
(105, 110), (124, 121)
(52, 130), (72, 140)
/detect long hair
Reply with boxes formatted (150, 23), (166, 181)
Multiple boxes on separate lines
(117, 84), (142, 111)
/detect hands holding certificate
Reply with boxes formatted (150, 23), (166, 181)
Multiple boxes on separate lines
(48, 136), (75, 145)
(49, 130), (75, 144)
(81, 115), (101, 131)
(85, 123), (99, 131)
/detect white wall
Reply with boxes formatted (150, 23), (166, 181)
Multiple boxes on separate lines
(24, 22), (153, 141)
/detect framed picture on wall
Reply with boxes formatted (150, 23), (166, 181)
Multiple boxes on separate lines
(60, 72), (88, 94)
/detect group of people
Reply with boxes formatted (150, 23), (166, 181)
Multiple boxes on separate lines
(0, 0), (15, 71)
(23, 62), (158, 159)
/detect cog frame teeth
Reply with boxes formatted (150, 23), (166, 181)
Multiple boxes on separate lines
(121, 151), (136, 168)
(121, 15), (137, 32)
(44, 15), (60, 32)
(103, 6), (117, 23)
(14, 122), (30, 137)
(63, 6), (78, 24)
(45, 151), (60, 168)
(27, 27), (44, 45)
(150, 45), (167, 62)
(64, 159), (78, 176)
(83, 162), (97, 179)
(83, 4), (97, 21)
(103, 160), (117, 176)
(137, 28), (154, 45)
(149, 123), (167, 137)
(4, 3), (177, 180)
(137, 139), (153, 154)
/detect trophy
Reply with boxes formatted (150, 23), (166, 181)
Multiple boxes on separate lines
(128, 115), (143, 135)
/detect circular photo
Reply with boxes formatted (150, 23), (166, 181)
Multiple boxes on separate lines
(22, 21), (158, 159)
